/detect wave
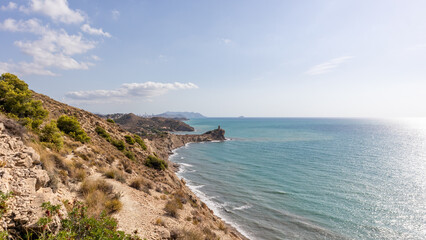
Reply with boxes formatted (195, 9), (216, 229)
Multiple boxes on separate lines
(179, 163), (193, 167)
(233, 204), (252, 211)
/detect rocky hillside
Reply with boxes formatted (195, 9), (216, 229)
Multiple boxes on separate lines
(101, 113), (195, 135)
(0, 74), (245, 240)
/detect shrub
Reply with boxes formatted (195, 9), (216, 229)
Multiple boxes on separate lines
(134, 135), (147, 150)
(105, 199), (123, 213)
(80, 179), (121, 217)
(129, 179), (142, 190)
(164, 198), (182, 218)
(129, 177), (152, 191)
(40, 120), (63, 150)
(0, 73), (48, 129)
(124, 135), (135, 145)
(95, 126), (111, 142)
(74, 168), (86, 182)
(80, 179), (114, 196)
(124, 150), (135, 161)
(42, 201), (137, 239)
(145, 155), (168, 170)
(57, 115), (90, 143)
(107, 118), (115, 123)
(112, 139), (126, 151)
(103, 169), (126, 183)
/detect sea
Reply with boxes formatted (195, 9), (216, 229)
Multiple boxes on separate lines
(170, 118), (426, 240)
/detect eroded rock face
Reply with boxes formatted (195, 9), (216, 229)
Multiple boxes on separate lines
(0, 122), (65, 235)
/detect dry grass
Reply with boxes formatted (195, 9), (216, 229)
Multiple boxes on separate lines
(179, 229), (204, 240)
(103, 168), (126, 183)
(80, 179), (121, 216)
(74, 168), (86, 181)
(165, 197), (183, 218)
(104, 199), (123, 213)
(155, 218), (166, 227)
(129, 177), (152, 194)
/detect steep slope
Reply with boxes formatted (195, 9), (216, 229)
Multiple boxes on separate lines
(1, 91), (245, 240)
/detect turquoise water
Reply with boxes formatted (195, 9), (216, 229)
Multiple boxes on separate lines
(170, 118), (426, 240)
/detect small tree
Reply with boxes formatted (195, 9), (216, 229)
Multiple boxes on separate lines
(145, 155), (168, 170)
(124, 135), (135, 145)
(40, 120), (63, 150)
(57, 115), (90, 143)
(0, 73), (48, 129)
(134, 135), (147, 150)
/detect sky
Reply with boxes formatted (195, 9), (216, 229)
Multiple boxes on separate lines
(1, 0), (426, 117)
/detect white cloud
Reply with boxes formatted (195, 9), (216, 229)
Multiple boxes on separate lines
(90, 55), (101, 61)
(0, 61), (56, 76)
(306, 56), (353, 75)
(220, 38), (232, 45)
(81, 24), (111, 37)
(1, 2), (17, 11)
(0, 18), (96, 75)
(66, 82), (199, 101)
(111, 10), (120, 20)
(20, 0), (85, 24)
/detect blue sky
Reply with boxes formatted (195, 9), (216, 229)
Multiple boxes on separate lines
(1, 0), (426, 117)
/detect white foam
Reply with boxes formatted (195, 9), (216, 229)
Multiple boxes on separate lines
(180, 163), (193, 167)
(180, 156), (185, 159)
(233, 204), (252, 211)
(167, 139), (254, 239)
(185, 183), (254, 239)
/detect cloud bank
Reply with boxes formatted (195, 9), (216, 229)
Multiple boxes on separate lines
(0, 0), (111, 76)
(66, 82), (198, 102)
(20, 0), (85, 24)
(306, 56), (353, 75)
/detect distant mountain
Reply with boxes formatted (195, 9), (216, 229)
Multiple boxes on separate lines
(155, 111), (206, 120)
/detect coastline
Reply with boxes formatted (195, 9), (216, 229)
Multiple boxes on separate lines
(168, 143), (250, 240)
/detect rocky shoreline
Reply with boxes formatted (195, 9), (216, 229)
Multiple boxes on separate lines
(148, 128), (249, 240)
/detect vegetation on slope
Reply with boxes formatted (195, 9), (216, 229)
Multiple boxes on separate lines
(0, 73), (237, 240)
(0, 73), (48, 129)
(57, 115), (90, 143)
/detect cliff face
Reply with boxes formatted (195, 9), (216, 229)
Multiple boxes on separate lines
(0, 117), (71, 235)
(0, 93), (245, 240)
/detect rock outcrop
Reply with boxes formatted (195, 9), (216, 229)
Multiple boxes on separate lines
(0, 120), (70, 235)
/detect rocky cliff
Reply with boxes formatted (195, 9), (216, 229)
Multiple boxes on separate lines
(0, 117), (71, 236)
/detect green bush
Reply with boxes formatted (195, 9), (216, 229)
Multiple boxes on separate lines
(40, 120), (63, 150)
(124, 150), (135, 161)
(145, 155), (168, 170)
(0, 73), (48, 129)
(107, 118), (115, 123)
(112, 139), (125, 151)
(57, 115), (90, 143)
(124, 135), (135, 145)
(35, 201), (138, 240)
(95, 126), (112, 142)
(133, 135), (147, 150)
